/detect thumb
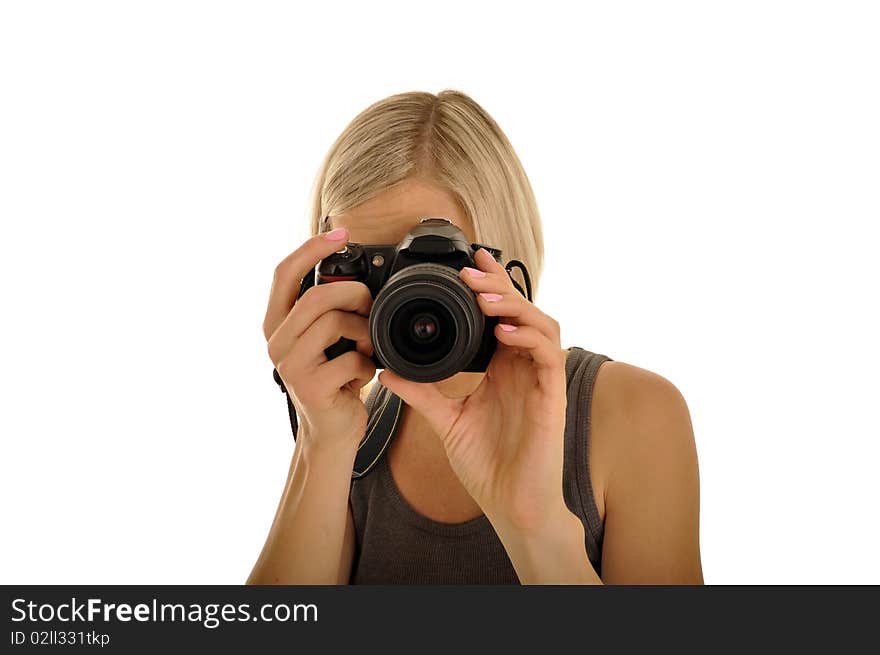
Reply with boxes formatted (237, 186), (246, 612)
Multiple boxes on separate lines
(377, 370), (461, 437)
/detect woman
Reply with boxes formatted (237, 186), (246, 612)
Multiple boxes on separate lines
(248, 90), (703, 584)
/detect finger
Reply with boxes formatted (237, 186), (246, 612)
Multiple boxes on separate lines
(459, 254), (516, 295)
(267, 281), (373, 367)
(459, 267), (515, 296)
(474, 246), (508, 275)
(312, 351), (377, 402)
(286, 281), (372, 339)
(475, 292), (560, 345)
(348, 375), (373, 394)
(494, 323), (567, 391)
(263, 227), (350, 340)
(291, 310), (373, 367)
(459, 249), (524, 300)
(377, 370), (462, 439)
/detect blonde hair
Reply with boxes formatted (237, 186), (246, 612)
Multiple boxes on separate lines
(308, 89), (544, 293)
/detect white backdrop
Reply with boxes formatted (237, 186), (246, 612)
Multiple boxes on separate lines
(1, 1), (878, 584)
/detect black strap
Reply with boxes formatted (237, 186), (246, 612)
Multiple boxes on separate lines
(352, 389), (402, 478)
(272, 368), (401, 479)
(505, 259), (533, 302)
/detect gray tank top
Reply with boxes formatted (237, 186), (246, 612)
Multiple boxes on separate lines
(349, 346), (613, 584)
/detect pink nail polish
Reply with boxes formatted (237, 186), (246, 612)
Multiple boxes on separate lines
(323, 227), (347, 241)
(462, 266), (486, 278)
(498, 323), (517, 332)
(480, 292), (503, 302)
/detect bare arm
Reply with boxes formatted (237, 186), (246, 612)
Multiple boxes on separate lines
(593, 361), (704, 584)
(248, 229), (374, 585)
(247, 437), (358, 585)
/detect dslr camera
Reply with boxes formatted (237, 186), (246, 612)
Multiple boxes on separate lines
(298, 218), (522, 382)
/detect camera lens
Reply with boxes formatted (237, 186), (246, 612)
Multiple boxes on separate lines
(369, 263), (484, 382)
(388, 300), (456, 367)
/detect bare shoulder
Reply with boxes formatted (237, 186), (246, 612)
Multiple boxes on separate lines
(592, 360), (691, 426)
(587, 360), (696, 522)
(587, 359), (702, 583)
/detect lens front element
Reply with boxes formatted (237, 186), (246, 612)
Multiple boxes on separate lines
(410, 312), (439, 343)
(370, 263), (484, 382)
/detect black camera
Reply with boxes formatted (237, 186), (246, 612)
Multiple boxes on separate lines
(298, 218), (515, 382)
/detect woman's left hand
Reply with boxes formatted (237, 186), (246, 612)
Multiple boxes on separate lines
(378, 247), (573, 535)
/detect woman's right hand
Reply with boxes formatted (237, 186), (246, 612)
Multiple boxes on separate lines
(263, 227), (376, 452)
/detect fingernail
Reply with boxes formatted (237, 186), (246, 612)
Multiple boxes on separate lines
(462, 266), (486, 278)
(479, 292), (503, 302)
(498, 323), (518, 332)
(323, 227), (347, 241)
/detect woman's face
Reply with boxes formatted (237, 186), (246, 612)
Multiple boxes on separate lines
(328, 177), (484, 398)
(327, 177), (476, 245)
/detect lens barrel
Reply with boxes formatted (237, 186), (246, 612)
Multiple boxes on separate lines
(369, 263), (484, 382)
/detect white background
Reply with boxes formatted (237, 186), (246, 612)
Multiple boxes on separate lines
(1, 1), (878, 584)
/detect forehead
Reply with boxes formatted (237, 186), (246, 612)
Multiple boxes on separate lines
(329, 178), (474, 242)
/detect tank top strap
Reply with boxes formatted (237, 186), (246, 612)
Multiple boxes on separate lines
(562, 346), (614, 571)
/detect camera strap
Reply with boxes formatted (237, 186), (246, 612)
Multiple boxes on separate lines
(352, 385), (403, 478)
(504, 259), (533, 302)
(272, 368), (402, 479)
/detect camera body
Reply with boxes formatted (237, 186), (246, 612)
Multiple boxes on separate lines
(298, 218), (505, 382)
